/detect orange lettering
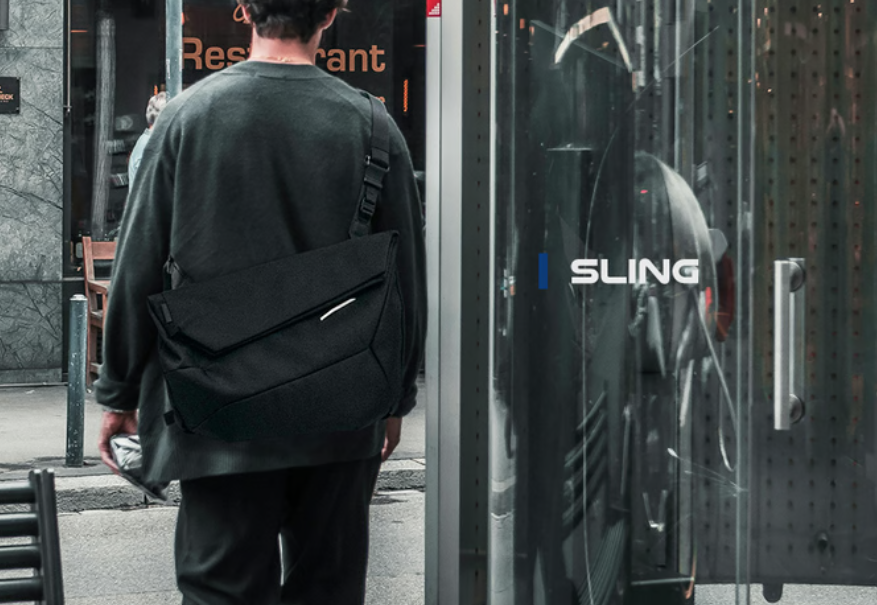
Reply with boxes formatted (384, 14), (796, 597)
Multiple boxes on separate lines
(227, 47), (247, 64)
(370, 46), (386, 72)
(327, 49), (346, 72)
(350, 49), (368, 72)
(183, 37), (203, 70)
(205, 47), (225, 70)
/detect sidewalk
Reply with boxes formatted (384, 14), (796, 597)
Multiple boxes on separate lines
(0, 377), (426, 510)
(51, 491), (425, 604)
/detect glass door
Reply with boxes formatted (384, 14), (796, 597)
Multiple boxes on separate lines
(489, 1), (876, 604)
(491, 0), (752, 603)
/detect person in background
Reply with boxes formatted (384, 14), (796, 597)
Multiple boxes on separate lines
(128, 91), (167, 188)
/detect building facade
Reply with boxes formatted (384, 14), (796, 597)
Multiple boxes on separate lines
(0, 1), (65, 384)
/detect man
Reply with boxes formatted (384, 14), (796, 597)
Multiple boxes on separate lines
(94, 1), (426, 603)
(128, 91), (167, 188)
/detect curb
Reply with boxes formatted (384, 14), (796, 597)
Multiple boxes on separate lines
(2, 459), (425, 513)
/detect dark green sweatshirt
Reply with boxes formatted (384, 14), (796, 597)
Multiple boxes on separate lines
(94, 61), (426, 483)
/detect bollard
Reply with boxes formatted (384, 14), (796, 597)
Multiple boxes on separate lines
(66, 295), (88, 467)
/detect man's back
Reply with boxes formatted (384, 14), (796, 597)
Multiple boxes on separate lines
(97, 60), (426, 484)
(95, 4), (426, 602)
(158, 61), (397, 282)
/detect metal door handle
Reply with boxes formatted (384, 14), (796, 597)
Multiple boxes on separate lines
(773, 258), (806, 430)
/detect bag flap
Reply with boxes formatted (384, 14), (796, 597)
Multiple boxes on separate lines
(148, 231), (398, 355)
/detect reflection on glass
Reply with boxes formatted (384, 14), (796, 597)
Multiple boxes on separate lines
(68, 1), (166, 255)
(89, 13), (116, 241)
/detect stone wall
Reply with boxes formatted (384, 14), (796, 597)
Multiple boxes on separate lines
(0, 0), (64, 383)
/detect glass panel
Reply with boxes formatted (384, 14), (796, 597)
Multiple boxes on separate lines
(491, 0), (877, 603)
(490, 1), (753, 603)
(68, 0), (166, 250)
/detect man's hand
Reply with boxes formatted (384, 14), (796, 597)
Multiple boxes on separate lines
(98, 410), (138, 473)
(381, 417), (403, 462)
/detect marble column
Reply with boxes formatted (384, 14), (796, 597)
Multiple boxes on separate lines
(0, 0), (64, 383)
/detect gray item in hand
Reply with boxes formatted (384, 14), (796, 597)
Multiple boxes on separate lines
(110, 434), (170, 502)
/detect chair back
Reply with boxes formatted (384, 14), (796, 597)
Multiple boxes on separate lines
(81, 237), (116, 283)
(0, 470), (65, 604)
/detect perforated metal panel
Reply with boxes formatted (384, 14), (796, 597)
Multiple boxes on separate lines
(750, 0), (877, 585)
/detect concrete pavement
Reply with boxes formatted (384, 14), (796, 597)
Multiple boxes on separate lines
(7, 494), (876, 605)
(0, 379), (427, 603)
(696, 584), (876, 605)
(14, 490), (425, 604)
(0, 377), (426, 510)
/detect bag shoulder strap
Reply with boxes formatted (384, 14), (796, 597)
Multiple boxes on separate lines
(349, 94), (391, 238)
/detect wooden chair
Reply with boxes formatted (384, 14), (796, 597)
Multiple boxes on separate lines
(82, 237), (116, 386)
(0, 469), (65, 604)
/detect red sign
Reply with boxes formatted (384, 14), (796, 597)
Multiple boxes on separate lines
(427, 0), (441, 17)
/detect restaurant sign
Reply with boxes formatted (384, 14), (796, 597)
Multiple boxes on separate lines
(182, 1), (394, 109)
(0, 77), (20, 114)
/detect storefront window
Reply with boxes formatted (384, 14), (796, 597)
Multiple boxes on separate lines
(66, 0), (424, 259)
(68, 0), (166, 254)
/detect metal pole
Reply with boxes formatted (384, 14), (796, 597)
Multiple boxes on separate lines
(166, 0), (183, 99)
(66, 295), (88, 468)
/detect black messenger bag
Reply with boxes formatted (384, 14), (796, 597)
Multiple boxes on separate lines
(146, 95), (403, 442)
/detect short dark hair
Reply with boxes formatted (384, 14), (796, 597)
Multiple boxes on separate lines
(240, 0), (347, 41)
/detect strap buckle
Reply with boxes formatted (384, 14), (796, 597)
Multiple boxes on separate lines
(365, 154), (390, 173)
(363, 154), (390, 190)
(359, 189), (379, 217)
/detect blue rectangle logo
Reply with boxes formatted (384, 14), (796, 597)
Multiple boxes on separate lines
(538, 253), (548, 290)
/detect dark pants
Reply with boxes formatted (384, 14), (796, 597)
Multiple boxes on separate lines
(175, 455), (382, 605)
